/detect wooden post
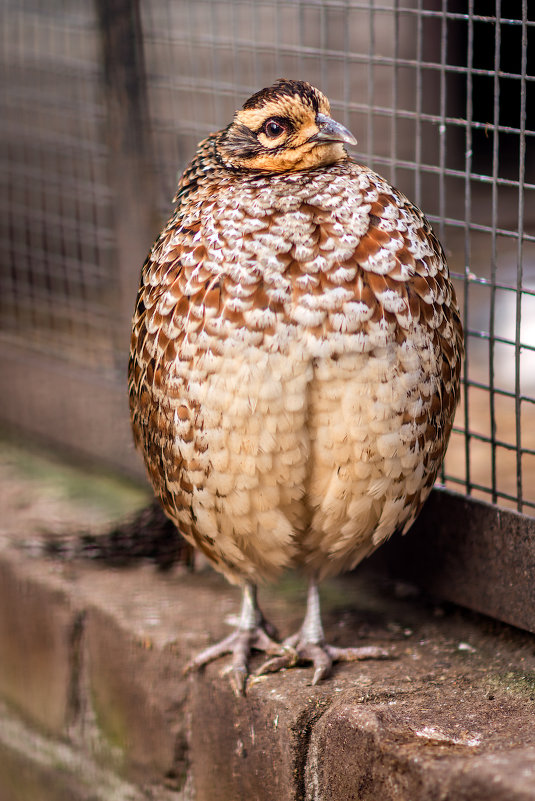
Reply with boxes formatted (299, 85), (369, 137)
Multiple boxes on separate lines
(95, 0), (159, 367)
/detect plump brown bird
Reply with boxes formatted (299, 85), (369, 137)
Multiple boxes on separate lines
(129, 79), (463, 693)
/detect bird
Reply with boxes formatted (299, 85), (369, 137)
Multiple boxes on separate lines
(128, 78), (463, 694)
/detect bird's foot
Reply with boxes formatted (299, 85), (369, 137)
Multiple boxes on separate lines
(256, 634), (390, 686)
(184, 623), (284, 696)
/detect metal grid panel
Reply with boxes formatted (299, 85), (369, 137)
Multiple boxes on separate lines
(0, 0), (119, 371)
(141, 0), (535, 513)
(1, 0), (534, 514)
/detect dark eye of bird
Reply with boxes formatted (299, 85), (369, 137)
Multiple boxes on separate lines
(263, 119), (286, 138)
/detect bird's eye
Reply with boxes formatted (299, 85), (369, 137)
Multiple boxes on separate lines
(263, 119), (285, 138)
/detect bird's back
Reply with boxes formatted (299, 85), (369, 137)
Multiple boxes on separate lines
(129, 138), (463, 584)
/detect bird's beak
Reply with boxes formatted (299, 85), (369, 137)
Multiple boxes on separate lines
(311, 113), (357, 146)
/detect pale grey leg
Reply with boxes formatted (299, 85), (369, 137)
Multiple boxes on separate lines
(184, 580), (282, 695)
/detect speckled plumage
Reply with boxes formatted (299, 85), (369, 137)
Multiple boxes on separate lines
(129, 79), (463, 688)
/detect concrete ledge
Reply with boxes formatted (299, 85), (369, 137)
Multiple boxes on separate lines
(188, 669), (331, 801)
(0, 557), (81, 736)
(84, 604), (185, 783)
(1, 541), (535, 800)
(306, 704), (535, 801)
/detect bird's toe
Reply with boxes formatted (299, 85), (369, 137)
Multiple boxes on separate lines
(325, 644), (391, 662)
(184, 622), (284, 695)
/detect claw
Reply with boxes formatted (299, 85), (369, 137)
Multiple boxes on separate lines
(299, 643), (331, 684)
(227, 663), (248, 697)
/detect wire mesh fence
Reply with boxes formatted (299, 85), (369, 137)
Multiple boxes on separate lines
(0, 0), (118, 369)
(1, 0), (534, 514)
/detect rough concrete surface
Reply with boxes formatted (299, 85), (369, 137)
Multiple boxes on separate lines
(1, 441), (535, 800)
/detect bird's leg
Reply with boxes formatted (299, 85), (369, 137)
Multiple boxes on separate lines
(257, 576), (390, 685)
(184, 580), (282, 695)
(300, 576), (325, 644)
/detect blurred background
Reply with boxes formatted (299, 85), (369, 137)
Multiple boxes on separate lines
(0, 0), (534, 533)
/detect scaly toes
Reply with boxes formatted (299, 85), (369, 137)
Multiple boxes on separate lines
(183, 630), (242, 675)
(256, 642), (332, 684)
(255, 645), (299, 676)
(184, 625), (284, 696)
(185, 626), (393, 693)
(255, 639), (393, 684)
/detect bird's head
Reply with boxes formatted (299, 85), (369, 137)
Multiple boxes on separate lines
(216, 79), (357, 173)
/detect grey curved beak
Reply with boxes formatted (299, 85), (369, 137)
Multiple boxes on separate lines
(311, 112), (357, 146)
